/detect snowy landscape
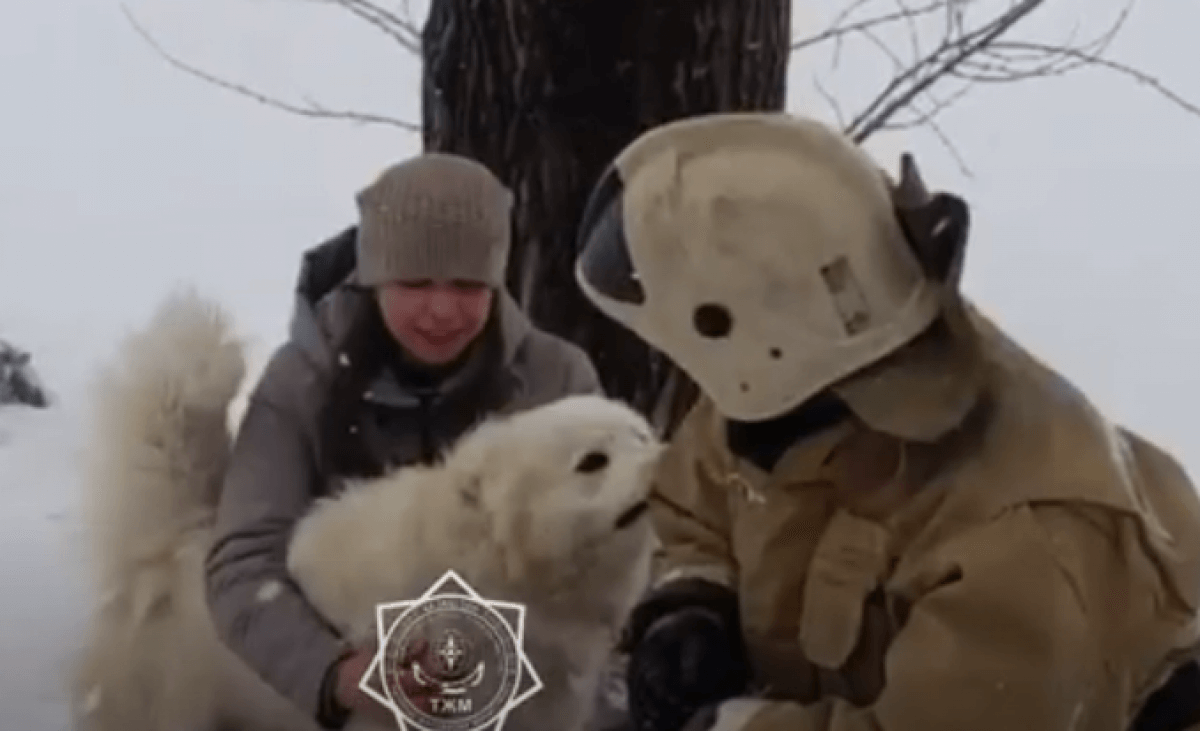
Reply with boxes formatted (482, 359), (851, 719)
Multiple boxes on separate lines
(2, 0), (1199, 727)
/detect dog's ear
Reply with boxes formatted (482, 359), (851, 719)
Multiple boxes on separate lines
(891, 153), (970, 288)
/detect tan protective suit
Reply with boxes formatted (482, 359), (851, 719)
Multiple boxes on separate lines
(569, 111), (1200, 731)
(651, 306), (1200, 731)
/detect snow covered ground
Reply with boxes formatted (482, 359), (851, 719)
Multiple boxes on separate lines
(2, 0), (1199, 727)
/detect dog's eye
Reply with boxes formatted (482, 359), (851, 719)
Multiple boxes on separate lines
(575, 451), (609, 474)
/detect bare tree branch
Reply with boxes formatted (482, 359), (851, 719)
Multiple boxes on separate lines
(788, 0), (1198, 163)
(982, 41), (1200, 116)
(793, 0), (954, 54)
(120, 3), (420, 131)
(813, 76), (848, 128)
(845, 0), (1046, 141)
(131, 0), (1197, 167)
(952, 0), (1133, 82)
(286, 0), (421, 53)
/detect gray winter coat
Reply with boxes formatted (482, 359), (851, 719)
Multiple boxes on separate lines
(204, 229), (600, 724)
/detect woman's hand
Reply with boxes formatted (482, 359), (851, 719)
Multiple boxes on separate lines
(335, 638), (436, 724)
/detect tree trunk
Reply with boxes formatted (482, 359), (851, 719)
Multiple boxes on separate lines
(421, 0), (790, 433)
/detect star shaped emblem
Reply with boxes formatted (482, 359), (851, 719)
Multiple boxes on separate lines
(359, 569), (543, 730)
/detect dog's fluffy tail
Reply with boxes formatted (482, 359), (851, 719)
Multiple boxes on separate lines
(81, 288), (245, 585)
(71, 289), (247, 730)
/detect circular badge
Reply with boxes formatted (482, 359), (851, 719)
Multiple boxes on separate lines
(381, 595), (522, 731)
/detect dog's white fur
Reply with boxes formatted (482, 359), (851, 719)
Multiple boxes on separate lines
(289, 390), (662, 731)
(71, 289), (661, 731)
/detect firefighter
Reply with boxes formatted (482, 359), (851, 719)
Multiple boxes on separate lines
(573, 112), (1200, 731)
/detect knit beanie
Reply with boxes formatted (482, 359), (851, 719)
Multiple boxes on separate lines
(354, 153), (513, 288)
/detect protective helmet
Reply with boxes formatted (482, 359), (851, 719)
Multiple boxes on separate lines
(574, 112), (954, 423)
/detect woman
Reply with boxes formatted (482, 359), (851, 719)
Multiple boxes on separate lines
(204, 152), (601, 728)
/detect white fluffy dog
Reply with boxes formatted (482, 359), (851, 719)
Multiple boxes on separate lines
(70, 290), (661, 731)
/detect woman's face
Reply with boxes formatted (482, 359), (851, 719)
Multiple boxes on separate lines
(375, 280), (494, 366)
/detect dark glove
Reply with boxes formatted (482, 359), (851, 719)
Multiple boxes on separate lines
(679, 702), (721, 731)
(621, 578), (750, 731)
(1132, 658), (1200, 731)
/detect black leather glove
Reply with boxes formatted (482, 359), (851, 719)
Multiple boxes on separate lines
(620, 578), (750, 731)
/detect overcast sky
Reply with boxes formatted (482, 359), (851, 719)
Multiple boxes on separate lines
(1, 0), (1198, 469)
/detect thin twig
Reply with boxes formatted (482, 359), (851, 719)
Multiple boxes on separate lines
(813, 76), (848, 128)
(290, 0), (421, 53)
(847, 0), (1048, 141)
(922, 116), (975, 177)
(953, 0), (1131, 82)
(120, 3), (420, 131)
(792, 0), (953, 53)
(985, 41), (1200, 116)
(131, 0), (1198, 166)
(893, 0), (925, 63)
